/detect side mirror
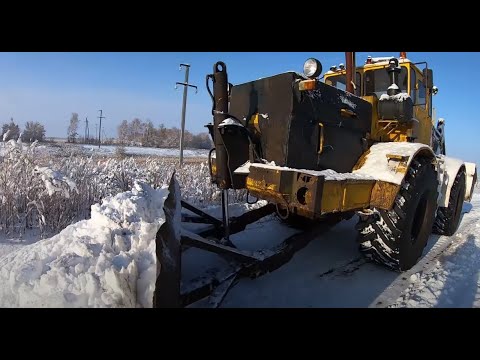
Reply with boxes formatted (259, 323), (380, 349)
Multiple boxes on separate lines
(423, 68), (434, 88)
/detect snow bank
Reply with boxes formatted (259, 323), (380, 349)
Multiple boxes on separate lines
(0, 182), (169, 308)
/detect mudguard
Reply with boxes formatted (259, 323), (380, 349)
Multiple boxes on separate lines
(353, 142), (436, 185)
(464, 162), (477, 202)
(437, 156), (477, 207)
(352, 142), (436, 210)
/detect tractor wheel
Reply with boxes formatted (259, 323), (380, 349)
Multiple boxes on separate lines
(433, 169), (466, 236)
(356, 157), (438, 271)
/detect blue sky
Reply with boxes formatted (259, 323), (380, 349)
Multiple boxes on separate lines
(0, 52), (478, 164)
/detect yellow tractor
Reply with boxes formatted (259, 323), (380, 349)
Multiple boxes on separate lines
(154, 52), (477, 307)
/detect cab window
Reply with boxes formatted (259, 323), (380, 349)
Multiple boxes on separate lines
(325, 72), (361, 96)
(364, 66), (408, 98)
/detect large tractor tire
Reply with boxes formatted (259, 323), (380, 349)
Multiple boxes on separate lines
(356, 157), (438, 271)
(433, 169), (466, 236)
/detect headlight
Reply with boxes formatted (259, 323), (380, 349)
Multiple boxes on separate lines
(303, 58), (322, 78)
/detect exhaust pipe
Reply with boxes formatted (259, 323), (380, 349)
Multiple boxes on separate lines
(345, 52), (355, 94)
(386, 58), (402, 96)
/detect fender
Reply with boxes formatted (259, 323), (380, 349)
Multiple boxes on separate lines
(464, 161), (477, 202)
(353, 142), (436, 210)
(436, 156), (477, 207)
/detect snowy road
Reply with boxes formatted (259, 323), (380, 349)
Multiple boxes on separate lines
(186, 192), (480, 308)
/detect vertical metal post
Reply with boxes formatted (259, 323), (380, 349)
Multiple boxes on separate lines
(345, 52), (355, 94)
(176, 64), (197, 167)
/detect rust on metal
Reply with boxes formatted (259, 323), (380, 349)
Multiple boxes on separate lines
(320, 180), (374, 214)
(345, 52), (355, 94)
(386, 154), (409, 174)
(353, 149), (371, 171)
(370, 181), (400, 210)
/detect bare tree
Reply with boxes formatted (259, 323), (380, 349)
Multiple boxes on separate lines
(21, 121), (46, 142)
(117, 120), (129, 145)
(130, 118), (144, 145)
(67, 113), (79, 143)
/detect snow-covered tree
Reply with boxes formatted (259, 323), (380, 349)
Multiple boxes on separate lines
(21, 121), (46, 142)
(1, 119), (20, 141)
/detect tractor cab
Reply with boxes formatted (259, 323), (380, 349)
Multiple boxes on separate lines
(323, 55), (437, 146)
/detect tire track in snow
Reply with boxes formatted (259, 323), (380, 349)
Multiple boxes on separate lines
(369, 200), (479, 308)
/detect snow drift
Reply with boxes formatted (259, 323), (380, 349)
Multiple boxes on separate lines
(0, 181), (169, 308)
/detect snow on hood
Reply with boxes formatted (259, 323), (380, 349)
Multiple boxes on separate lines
(0, 182), (169, 308)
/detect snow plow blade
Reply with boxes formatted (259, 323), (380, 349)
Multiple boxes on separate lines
(153, 172), (337, 308)
(153, 173), (182, 308)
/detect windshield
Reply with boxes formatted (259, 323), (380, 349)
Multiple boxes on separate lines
(364, 66), (408, 98)
(324, 73), (361, 96)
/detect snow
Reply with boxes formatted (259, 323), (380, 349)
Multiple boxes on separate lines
(339, 96), (357, 109)
(384, 195), (480, 308)
(82, 145), (209, 158)
(2, 130), (12, 142)
(387, 83), (399, 90)
(34, 166), (77, 197)
(0, 182), (169, 308)
(0, 143), (209, 158)
(0, 157), (479, 308)
(234, 161), (252, 175)
(379, 92), (410, 102)
(353, 142), (429, 185)
(218, 118), (243, 128)
(367, 57), (411, 65)
(183, 189), (480, 308)
(249, 163), (374, 181)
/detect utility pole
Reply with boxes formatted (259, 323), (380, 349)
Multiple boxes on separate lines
(95, 124), (98, 145)
(85, 117), (89, 143)
(175, 64), (198, 166)
(98, 110), (105, 148)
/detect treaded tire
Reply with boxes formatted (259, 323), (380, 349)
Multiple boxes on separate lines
(433, 169), (466, 236)
(356, 157), (438, 271)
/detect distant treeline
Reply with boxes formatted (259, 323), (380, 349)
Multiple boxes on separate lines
(117, 118), (213, 149)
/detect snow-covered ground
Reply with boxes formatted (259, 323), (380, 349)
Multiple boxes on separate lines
(0, 181), (479, 307)
(0, 182), (168, 307)
(0, 142), (209, 158)
(185, 190), (480, 308)
(81, 145), (209, 158)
